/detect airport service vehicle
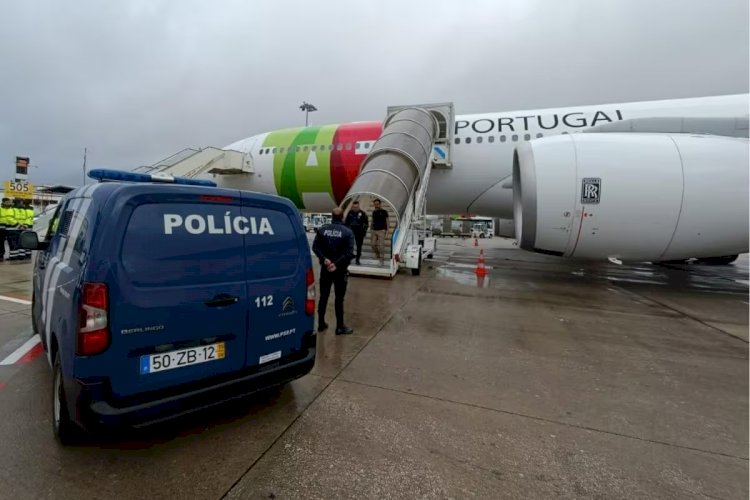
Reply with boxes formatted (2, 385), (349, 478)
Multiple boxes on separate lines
(20, 169), (316, 444)
(133, 94), (749, 272)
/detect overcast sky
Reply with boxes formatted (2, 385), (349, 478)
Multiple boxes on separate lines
(0, 0), (747, 186)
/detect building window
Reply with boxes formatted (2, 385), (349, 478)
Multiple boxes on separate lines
(488, 136), (495, 143)
(512, 135), (518, 142)
(476, 136), (483, 144)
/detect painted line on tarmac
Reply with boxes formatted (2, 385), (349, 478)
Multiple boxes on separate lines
(0, 335), (41, 366)
(0, 295), (32, 306)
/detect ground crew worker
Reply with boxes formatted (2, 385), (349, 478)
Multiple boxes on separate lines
(312, 207), (354, 335)
(0, 197), (16, 262)
(370, 198), (389, 265)
(344, 200), (368, 265)
(21, 200), (34, 259)
(6, 199), (24, 261)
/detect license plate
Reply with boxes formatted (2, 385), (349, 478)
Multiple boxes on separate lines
(140, 342), (225, 374)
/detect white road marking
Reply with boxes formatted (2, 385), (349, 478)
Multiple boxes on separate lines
(0, 335), (41, 365)
(0, 295), (32, 305)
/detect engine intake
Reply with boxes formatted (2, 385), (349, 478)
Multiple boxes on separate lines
(513, 133), (748, 261)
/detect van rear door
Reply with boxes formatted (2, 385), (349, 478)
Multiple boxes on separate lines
(102, 188), (248, 399)
(240, 192), (312, 368)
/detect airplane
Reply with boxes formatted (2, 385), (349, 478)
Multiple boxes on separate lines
(172, 94), (750, 266)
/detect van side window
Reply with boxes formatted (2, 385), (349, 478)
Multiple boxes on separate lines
(72, 219), (88, 256)
(44, 205), (63, 241)
(59, 210), (74, 236)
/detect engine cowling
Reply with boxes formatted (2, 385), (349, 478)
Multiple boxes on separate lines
(512, 133), (748, 261)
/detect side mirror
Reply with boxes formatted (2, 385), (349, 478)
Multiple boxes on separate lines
(19, 230), (48, 251)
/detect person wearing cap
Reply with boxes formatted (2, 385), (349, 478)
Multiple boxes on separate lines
(0, 197), (16, 262)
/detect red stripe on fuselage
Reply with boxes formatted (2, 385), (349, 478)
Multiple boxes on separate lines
(330, 122), (383, 204)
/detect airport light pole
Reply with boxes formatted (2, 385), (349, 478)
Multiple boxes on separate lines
(299, 101), (317, 127)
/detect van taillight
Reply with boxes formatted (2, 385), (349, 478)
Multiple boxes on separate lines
(305, 268), (315, 316)
(77, 282), (109, 355)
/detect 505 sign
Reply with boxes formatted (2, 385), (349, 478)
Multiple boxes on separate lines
(3, 180), (34, 200)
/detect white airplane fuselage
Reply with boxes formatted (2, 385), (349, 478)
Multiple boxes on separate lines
(217, 94), (748, 219)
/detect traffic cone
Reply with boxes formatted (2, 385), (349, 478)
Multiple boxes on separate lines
(475, 249), (487, 276)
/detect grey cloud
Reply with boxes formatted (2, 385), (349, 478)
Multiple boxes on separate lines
(0, 0), (746, 186)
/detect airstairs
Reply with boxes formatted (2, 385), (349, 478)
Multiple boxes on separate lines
(342, 103), (455, 278)
(134, 146), (252, 178)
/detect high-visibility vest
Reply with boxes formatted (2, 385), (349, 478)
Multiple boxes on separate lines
(24, 207), (34, 226)
(0, 207), (15, 226)
(13, 207), (25, 227)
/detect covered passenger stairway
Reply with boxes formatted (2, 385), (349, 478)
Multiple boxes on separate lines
(342, 103), (454, 278)
(133, 146), (253, 178)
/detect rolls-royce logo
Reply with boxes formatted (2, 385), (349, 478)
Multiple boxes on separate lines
(581, 178), (601, 204)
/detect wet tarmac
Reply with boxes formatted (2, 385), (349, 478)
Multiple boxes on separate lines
(0, 237), (747, 499)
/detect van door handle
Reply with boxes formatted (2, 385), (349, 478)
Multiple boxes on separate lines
(204, 294), (240, 307)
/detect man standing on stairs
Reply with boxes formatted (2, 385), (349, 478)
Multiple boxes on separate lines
(312, 206), (355, 335)
(371, 198), (389, 266)
(344, 200), (368, 265)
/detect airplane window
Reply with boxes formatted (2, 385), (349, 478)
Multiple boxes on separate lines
(536, 133), (543, 138)
(500, 135), (507, 142)
(302, 146), (308, 152)
(272, 147), (277, 154)
(259, 149), (264, 155)
(523, 134), (530, 141)
(355, 143), (361, 150)
(512, 135), (518, 142)
(476, 136), (483, 144)
(296, 146), (301, 152)
(311, 145), (317, 151)
(329, 144), (334, 151)
(465, 137), (472, 144)
(561, 131), (569, 135)
(345, 143), (352, 150)
(364, 142), (370, 148)
(337, 143), (343, 151)
(454, 137), (460, 145)
(280, 147), (285, 153)
(488, 136), (495, 143)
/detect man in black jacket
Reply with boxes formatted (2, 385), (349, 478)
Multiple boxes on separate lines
(312, 207), (355, 335)
(344, 200), (368, 265)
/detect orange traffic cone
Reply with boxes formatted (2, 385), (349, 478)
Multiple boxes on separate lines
(475, 249), (487, 276)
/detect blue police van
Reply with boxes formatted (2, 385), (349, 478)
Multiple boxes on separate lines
(19, 169), (316, 444)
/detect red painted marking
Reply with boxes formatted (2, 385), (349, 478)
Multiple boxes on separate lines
(17, 343), (43, 364)
(330, 122), (382, 204)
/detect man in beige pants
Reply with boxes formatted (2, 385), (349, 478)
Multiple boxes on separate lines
(370, 198), (389, 265)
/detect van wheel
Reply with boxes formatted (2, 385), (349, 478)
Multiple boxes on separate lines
(696, 255), (738, 265)
(53, 352), (81, 445)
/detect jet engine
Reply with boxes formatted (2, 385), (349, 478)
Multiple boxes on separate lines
(512, 133), (748, 262)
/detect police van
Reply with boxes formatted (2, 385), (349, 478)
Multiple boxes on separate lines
(19, 169), (316, 444)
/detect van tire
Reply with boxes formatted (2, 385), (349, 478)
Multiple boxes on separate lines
(53, 352), (81, 446)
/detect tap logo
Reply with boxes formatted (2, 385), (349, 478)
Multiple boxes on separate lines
(279, 296), (297, 317)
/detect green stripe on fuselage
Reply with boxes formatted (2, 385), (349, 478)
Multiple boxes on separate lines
(263, 125), (337, 209)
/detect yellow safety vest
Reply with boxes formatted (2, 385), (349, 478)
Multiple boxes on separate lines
(24, 207), (34, 226)
(13, 207), (25, 227)
(0, 207), (15, 226)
